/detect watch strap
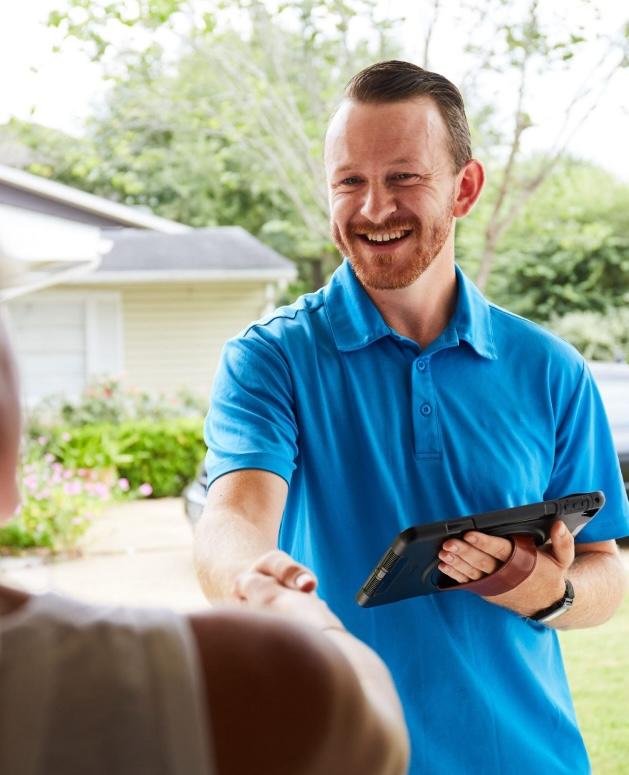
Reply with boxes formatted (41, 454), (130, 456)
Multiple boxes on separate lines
(530, 578), (575, 623)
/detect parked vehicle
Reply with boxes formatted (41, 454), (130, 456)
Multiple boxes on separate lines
(184, 362), (629, 527)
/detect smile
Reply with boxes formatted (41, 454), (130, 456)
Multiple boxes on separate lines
(355, 229), (412, 244)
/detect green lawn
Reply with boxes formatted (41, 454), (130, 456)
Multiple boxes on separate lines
(560, 590), (629, 774)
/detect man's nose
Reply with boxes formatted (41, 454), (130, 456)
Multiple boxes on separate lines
(360, 183), (397, 224)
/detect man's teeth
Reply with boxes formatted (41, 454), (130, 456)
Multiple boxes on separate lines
(363, 230), (408, 242)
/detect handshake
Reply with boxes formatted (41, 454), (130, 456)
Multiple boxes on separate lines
(233, 549), (346, 633)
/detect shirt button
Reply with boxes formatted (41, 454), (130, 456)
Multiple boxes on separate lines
(420, 403), (432, 416)
(416, 360), (427, 372)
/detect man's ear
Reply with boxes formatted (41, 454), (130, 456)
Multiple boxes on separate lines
(452, 159), (485, 218)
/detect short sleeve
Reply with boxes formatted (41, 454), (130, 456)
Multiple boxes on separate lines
(204, 331), (298, 488)
(544, 361), (629, 542)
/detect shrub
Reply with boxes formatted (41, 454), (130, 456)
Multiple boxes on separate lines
(549, 308), (629, 362)
(42, 417), (205, 499)
(26, 376), (207, 435)
(0, 456), (110, 552)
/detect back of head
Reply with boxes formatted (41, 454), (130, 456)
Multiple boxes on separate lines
(343, 60), (472, 172)
(0, 254), (21, 519)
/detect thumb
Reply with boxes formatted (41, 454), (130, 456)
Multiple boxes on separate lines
(550, 520), (575, 569)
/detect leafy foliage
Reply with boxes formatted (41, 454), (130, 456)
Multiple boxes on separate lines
(42, 418), (205, 498)
(549, 308), (629, 363)
(0, 451), (111, 552)
(27, 376), (206, 434)
(478, 161), (629, 323)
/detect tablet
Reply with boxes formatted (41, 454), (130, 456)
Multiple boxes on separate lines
(356, 491), (605, 608)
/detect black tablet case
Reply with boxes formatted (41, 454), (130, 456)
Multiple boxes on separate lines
(357, 491), (605, 608)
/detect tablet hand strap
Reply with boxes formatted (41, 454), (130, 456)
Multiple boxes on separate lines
(439, 534), (538, 597)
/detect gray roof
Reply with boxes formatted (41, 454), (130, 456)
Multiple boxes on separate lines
(88, 226), (296, 280)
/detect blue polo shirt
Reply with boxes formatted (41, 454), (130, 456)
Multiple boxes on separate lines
(205, 259), (629, 775)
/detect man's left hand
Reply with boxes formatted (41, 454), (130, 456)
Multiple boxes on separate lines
(438, 520), (575, 616)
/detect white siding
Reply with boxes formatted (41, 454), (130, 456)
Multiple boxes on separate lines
(73, 282), (270, 396)
(6, 290), (123, 404)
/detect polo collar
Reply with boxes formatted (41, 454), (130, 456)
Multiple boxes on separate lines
(324, 258), (497, 360)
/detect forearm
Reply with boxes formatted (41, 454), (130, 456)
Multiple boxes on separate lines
(194, 507), (276, 601)
(319, 627), (409, 774)
(550, 549), (627, 631)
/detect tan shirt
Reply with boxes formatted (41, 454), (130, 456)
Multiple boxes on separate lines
(0, 592), (214, 775)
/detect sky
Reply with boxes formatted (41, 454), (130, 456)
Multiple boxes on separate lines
(1, 0), (628, 181)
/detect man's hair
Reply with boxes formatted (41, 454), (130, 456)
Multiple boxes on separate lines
(343, 60), (472, 172)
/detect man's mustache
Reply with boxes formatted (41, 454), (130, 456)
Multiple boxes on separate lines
(346, 216), (422, 234)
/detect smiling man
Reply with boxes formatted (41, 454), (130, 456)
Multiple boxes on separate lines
(196, 60), (629, 774)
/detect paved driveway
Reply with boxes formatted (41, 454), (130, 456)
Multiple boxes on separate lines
(0, 498), (208, 611)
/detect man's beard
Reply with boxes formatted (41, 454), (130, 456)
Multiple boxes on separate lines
(331, 199), (454, 291)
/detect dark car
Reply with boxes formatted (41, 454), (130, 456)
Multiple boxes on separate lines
(184, 362), (629, 525)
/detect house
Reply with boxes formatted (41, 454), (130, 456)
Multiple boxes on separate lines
(0, 164), (297, 403)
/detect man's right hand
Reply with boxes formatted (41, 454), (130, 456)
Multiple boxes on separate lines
(234, 550), (344, 632)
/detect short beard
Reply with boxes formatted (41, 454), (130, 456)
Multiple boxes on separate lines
(332, 198), (454, 291)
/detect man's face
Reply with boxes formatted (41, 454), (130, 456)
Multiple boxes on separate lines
(325, 97), (458, 290)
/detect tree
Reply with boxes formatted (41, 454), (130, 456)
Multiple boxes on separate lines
(459, 159), (629, 322)
(41, 0), (402, 290)
(450, 0), (629, 290)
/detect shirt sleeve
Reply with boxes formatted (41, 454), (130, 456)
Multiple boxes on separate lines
(544, 361), (629, 542)
(204, 329), (298, 488)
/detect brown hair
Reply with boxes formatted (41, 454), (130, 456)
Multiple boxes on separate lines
(343, 60), (472, 171)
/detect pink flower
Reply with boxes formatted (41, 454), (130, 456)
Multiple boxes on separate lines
(138, 483), (153, 497)
(38, 436), (48, 446)
(23, 475), (38, 491)
(62, 432), (72, 442)
(63, 481), (82, 496)
(118, 478), (130, 492)
(44, 453), (55, 464)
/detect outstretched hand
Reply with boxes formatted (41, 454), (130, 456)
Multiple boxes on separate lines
(438, 520), (575, 617)
(233, 550), (344, 631)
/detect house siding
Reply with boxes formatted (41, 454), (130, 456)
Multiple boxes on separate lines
(72, 281), (271, 396)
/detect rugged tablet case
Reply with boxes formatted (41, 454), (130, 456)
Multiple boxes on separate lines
(357, 491), (605, 608)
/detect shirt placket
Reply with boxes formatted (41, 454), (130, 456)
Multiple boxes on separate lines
(411, 356), (442, 459)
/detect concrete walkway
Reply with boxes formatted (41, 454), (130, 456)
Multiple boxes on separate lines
(0, 498), (208, 611)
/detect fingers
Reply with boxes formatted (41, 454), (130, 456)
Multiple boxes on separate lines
(439, 532), (512, 582)
(549, 520), (575, 569)
(251, 550), (318, 592)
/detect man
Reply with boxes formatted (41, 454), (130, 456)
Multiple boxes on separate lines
(196, 60), (629, 774)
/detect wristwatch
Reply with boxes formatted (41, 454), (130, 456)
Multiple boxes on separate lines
(530, 579), (575, 624)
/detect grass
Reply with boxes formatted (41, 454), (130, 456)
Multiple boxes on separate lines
(559, 589), (629, 774)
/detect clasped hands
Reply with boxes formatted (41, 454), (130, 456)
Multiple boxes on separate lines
(233, 550), (343, 632)
(438, 519), (575, 617)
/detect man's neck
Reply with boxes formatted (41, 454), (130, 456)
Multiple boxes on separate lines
(363, 250), (457, 350)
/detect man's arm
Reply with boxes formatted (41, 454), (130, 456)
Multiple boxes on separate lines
(193, 469), (289, 600)
(438, 521), (627, 628)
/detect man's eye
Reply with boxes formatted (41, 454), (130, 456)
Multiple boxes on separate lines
(340, 177), (362, 185)
(393, 173), (419, 182)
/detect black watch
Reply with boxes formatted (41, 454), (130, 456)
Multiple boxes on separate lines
(530, 579), (575, 624)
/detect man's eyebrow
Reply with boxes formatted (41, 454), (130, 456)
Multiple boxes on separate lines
(333, 157), (419, 173)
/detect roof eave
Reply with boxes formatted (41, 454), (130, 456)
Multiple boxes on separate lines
(63, 268), (298, 284)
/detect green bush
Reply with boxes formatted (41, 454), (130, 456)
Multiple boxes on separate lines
(0, 454), (111, 552)
(549, 308), (629, 362)
(26, 376), (207, 435)
(42, 417), (205, 499)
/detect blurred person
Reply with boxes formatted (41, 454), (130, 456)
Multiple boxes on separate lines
(0, 260), (409, 774)
(196, 60), (629, 775)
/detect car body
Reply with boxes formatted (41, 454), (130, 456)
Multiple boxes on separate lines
(184, 361), (629, 526)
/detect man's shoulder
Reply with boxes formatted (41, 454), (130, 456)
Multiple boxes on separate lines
(240, 288), (327, 342)
(487, 302), (583, 369)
